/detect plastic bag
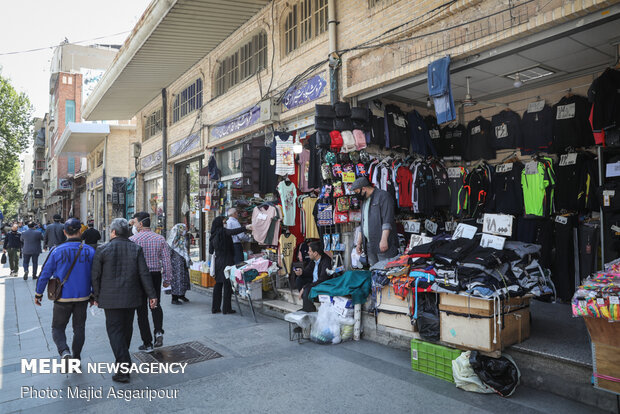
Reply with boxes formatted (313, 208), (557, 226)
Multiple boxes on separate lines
(310, 302), (341, 344)
(469, 351), (521, 397)
(452, 351), (494, 393)
(415, 293), (440, 341)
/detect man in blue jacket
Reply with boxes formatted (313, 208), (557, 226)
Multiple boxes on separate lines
(35, 218), (96, 362)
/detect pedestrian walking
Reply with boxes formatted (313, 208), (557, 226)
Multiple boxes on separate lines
(209, 216), (250, 314)
(3, 223), (22, 277)
(34, 218), (95, 363)
(81, 221), (101, 250)
(21, 222), (43, 280)
(129, 211), (172, 351)
(44, 214), (66, 250)
(167, 224), (191, 305)
(91, 218), (156, 383)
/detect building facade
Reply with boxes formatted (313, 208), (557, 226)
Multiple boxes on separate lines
(83, 0), (620, 262)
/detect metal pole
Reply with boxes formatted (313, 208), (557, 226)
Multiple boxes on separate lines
(161, 88), (168, 237)
(328, 0), (338, 104)
(102, 135), (108, 241)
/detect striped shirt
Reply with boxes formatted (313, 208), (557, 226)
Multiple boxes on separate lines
(130, 229), (172, 283)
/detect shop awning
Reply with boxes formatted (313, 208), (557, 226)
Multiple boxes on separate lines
(359, 5), (620, 106)
(82, 0), (271, 121)
(56, 123), (110, 155)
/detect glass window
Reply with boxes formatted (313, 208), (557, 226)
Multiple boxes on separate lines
(215, 145), (243, 178)
(284, 0), (327, 55)
(215, 31), (268, 97)
(65, 100), (76, 125)
(172, 79), (202, 123)
(144, 108), (162, 139)
(68, 157), (75, 174)
(144, 177), (164, 234)
(176, 160), (202, 262)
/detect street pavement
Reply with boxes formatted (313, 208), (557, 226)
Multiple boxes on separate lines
(0, 254), (609, 413)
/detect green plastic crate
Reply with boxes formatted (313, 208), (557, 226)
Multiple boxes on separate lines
(410, 339), (461, 383)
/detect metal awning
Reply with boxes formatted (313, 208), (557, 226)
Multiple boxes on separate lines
(83, 0), (270, 120)
(56, 123), (110, 154)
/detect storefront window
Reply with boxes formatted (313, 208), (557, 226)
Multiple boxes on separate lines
(176, 160), (202, 262)
(144, 177), (164, 234)
(215, 145), (242, 178)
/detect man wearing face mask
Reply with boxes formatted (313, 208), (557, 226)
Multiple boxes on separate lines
(129, 212), (172, 352)
(352, 177), (399, 265)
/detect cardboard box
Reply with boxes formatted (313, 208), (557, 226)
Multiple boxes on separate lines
(377, 285), (412, 312)
(377, 310), (417, 332)
(439, 292), (530, 317)
(333, 296), (353, 310)
(440, 307), (530, 352)
(335, 307), (354, 318)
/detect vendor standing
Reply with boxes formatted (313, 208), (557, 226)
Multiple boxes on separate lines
(352, 177), (399, 265)
(226, 208), (252, 264)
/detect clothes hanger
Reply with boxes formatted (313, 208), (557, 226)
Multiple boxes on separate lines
(499, 150), (520, 164)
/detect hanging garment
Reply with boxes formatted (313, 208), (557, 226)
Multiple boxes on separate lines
(301, 196), (319, 239)
(521, 161), (550, 217)
(465, 116), (496, 161)
(439, 123), (467, 158)
(252, 204), (281, 245)
(427, 56), (456, 124)
(465, 164), (493, 218)
(259, 147), (277, 194)
(384, 104), (409, 149)
(395, 166), (413, 208)
(491, 109), (522, 150)
(273, 132), (295, 176)
(431, 161), (450, 208)
(408, 110), (436, 156)
(521, 104), (554, 154)
(277, 180), (298, 226)
(491, 162), (524, 217)
(578, 222), (599, 282)
(554, 152), (596, 212)
(278, 233), (297, 275)
(448, 166), (467, 217)
(369, 100), (386, 147)
(552, 214), (578, 302)
(552, 95), (595, 152)
(588, 67), (620, 131)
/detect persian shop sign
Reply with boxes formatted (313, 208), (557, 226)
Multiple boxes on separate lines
(281, 72), (327, 112)
(211, 106), (261, 140)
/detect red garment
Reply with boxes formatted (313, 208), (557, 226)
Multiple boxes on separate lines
(590, 104), (605, 145)
(396, 166), (413, 208)
(329, 130), (343, 152)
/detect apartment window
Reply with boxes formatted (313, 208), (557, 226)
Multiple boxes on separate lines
(144, 108), (162, 139)
(67, 76), (72, 85)
(65, 100), (76, 125)
(62, 76), (67, 84)
(172, 78), (203, 123)
(284, 0), (327, 55)
(68, 157), (75, 174)
(96, 151), (103, 167)
(215, 31), (268, 97)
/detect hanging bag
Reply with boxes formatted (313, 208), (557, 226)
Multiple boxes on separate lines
(47, 244), (83, 301)
(0, 252), (6, 264)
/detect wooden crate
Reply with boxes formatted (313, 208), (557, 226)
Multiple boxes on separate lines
(201, 272), (216, 288)
(440, 307), (530, 353)
(584, 317), (620, 395)
(377, 310), (417, 332)
(439, 292), (530, 317)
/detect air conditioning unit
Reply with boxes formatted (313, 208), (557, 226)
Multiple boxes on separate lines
(259, 97), (280, 124)
(132, 142), (142, 158)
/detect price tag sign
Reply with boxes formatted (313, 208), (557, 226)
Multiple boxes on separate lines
(445, 220), (457, 232)
(452, 223), (477, 240)
(596, 298), (605, 305)
(496, 163), (513, 173)
(555, 215), (568, 225)
(525, 161), (539, 175)
(402, 220), (421, 233)
(527, 100), (545, 113)
(480, 234), (505, 250)
(471, 125), (481, 135)
(447, 167), (462, 179)
(559, 153), (577, 166)
(483, 214), (513, 236)
(342, 172), (355, 183)
(425, 219), (438, 235)
(610, 296), (620, 305)
(606, 162), (620, 178)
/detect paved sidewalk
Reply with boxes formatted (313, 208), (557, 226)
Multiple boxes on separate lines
(0, 257), (610, 413)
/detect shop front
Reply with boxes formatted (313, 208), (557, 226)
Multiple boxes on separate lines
(175, 157), (203, 262)
(143, 170), (165, 235)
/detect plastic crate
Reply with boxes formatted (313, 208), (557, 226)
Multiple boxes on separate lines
(201, 272), (216, 288)
(189, 270), (201, 285)
(410, 339), (461, 383)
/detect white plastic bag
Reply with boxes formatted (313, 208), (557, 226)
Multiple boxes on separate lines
(310, 302), (341, 344)
(452, 351), (494, 394)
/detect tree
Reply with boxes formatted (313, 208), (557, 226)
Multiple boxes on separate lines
(0, 70), (33, 220)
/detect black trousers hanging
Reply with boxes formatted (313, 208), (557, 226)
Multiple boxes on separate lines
(552, 215), (577, 302)
(579, 223), (599, 282)
(212, 280), (233, 313)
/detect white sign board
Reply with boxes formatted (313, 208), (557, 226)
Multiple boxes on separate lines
(452, 223), (477, 240)
(606, 162), (620, 178)
(482, 214), (513, 237)
(425, 219), (438, 235)
(480, 234), (506, 250)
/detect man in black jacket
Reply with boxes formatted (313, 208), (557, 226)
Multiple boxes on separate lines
(293, 241), (332, 312)
(3, 223), (22, 277)
(44, 214), (66, 250)
(80, 221), (101, 250)
(91, 218), (156, 383)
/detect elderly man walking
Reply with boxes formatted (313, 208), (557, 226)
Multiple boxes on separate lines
(130, 211), (172, 352)
(44, 214), (66, 250)
(3, 223), (22, 277)
(91, 218), (156, 383)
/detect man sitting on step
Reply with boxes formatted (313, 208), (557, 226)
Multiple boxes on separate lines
(293, 241), (332, 312)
